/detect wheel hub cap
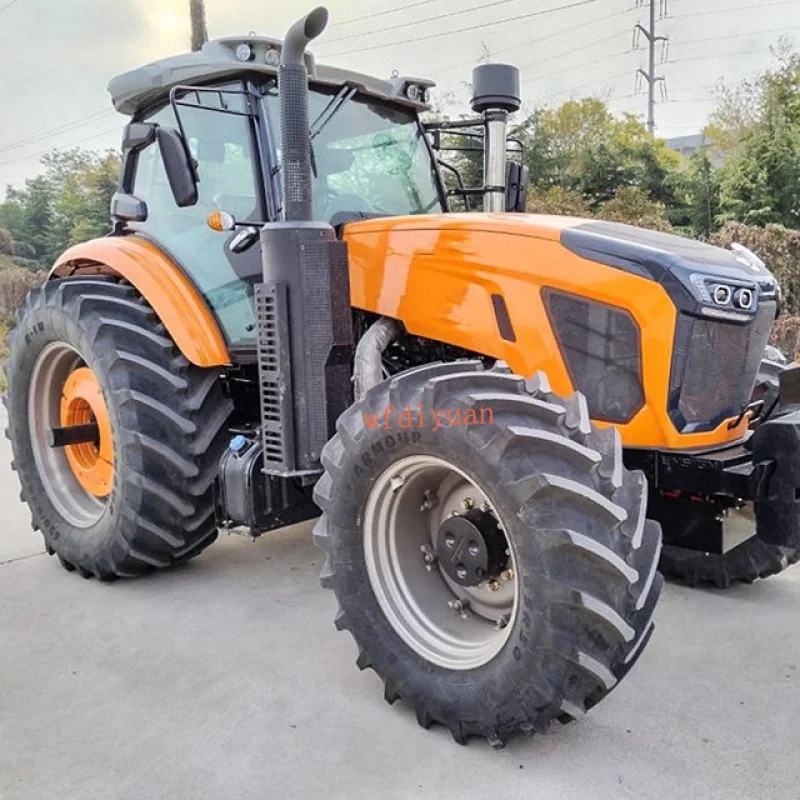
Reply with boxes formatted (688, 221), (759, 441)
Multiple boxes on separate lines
(59, 367), (113, 498)
(436, 509), (508, 587)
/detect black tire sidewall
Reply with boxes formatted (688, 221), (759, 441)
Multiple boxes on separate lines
(328, 413), (561, 717)
(7, 293), (127, 565)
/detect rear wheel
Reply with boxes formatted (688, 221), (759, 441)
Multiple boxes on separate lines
(659, 350), (800, 587)
(314, 362), (663, 746)
(5, 277), (232, 579)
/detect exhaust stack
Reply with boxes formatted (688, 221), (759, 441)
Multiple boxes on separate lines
(280, 6), (328, 221)
(470, 64), (521, 213)
(257, 7), (353, 478)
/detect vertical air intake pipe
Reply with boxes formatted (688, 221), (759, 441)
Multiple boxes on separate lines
(470, 64), (521, 213)
(280, 6), (329, 221)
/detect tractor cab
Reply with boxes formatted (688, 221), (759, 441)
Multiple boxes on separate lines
(107, 35), (526, 353)
(108, 38), (450, 350)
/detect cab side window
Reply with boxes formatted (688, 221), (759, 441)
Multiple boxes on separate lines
(130, 87), (261, 347)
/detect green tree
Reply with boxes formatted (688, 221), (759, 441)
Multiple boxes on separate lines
(517, 98), (683, 213)
(712, 47), (800, 228)
(0, 148), (120, 269)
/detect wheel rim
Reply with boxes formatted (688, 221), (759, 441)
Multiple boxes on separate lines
(28, 343), (111, 528)
(363, 455), (518, 671)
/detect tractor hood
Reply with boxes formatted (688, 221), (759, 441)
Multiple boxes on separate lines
(345, 213), (779, 322)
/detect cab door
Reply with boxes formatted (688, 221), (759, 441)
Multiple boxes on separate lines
(126, 83), (266, 353)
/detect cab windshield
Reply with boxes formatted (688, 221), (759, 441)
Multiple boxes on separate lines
(265, 85), (444, 222)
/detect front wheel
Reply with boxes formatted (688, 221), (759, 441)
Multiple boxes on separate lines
(314, 362), (663, 746)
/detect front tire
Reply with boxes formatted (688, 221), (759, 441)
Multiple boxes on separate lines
(314, 362), (663, 746)
(5, 277), (232, 580)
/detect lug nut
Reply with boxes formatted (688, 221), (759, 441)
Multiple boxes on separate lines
(501, 568), (515, 581)
(495, 614), (509, 629)
(487, 579), (500, 593)
(444, 533), (456, 548)
(462, 497), (475, 510)
(467, 541), (480, 557)
(420, 544), (438, 571)
(447, 598), (470, 618)
(420, 489), (439, 512)
(456, 564), (468, 580)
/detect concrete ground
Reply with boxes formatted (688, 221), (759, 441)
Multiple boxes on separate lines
(1, 422), (799, 800)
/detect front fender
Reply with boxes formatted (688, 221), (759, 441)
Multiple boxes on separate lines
(50, 236), (230, 367)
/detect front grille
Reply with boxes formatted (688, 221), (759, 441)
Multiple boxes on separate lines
(543, 289), (644, 423)
(669, 301), (776, 432)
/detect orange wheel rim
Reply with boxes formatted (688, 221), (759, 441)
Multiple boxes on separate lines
(60, 367), (113, 498)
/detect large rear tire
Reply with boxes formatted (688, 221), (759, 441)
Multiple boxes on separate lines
(314, 362), (663, 746)
(659, 350), (800, 587)
(5, 277), (232, 580)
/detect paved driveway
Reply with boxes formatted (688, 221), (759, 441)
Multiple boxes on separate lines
(1, 412), (799, 800)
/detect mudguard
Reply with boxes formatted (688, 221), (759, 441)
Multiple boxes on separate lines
(50, 235), (230, 367)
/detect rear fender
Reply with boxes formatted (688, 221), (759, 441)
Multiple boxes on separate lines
(50, 236), (230, 367)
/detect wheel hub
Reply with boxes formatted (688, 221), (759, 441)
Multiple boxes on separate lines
(59, 367), (113, 498)
(436, 509), (508, 586)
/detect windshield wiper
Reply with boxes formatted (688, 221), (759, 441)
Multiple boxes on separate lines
(308, 86), (357, 176)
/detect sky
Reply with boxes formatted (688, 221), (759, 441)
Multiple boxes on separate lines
(1, 0), (799, 196)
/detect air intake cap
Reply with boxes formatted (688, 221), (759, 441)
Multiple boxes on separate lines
(471, 63), (521, 114)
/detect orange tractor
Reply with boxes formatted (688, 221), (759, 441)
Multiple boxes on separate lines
(5, 7), (797, 747)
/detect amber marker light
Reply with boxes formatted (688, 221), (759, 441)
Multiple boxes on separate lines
(207, 211), (235, 232)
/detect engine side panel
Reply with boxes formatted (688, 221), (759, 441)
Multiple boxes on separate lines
(344, 214), (749, 449)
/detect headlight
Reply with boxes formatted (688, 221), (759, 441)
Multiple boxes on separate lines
(235, 43), (254, 62)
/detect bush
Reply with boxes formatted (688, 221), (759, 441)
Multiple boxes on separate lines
(597, 186), (673, 232)
(527, 186), (591, 217)
(770, 315), (800, 359)
(0, 227), (14, 256)
(709, 222), (800, 316)
(0, 267), (45, 321)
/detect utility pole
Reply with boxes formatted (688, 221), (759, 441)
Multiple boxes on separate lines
(190, 0), (209, 52)
(634, 0), (668, 134)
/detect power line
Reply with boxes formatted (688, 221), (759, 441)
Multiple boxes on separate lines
(516, 29), (628, 75)
(0, 125), (122, 168)
(678, 25), (800, 47)
(436, 5), (633, 76)
(328, 0), (437, 28)
(670, 0), (797, 18)
(525, 68), (632, 100)
(0, 109), (115, 154)
(323, 0), (601, 59)
(673, 45), (776, 65)
(320, 0), (526, 46)
(0, 0), (23, 13)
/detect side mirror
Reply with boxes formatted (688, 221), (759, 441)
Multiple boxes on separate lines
(110, 191), (147, 223)
(505, 162), (529, 213)
(157, 127), (198, 208)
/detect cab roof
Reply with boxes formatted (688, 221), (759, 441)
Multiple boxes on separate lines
(108, 35), (435, 118)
